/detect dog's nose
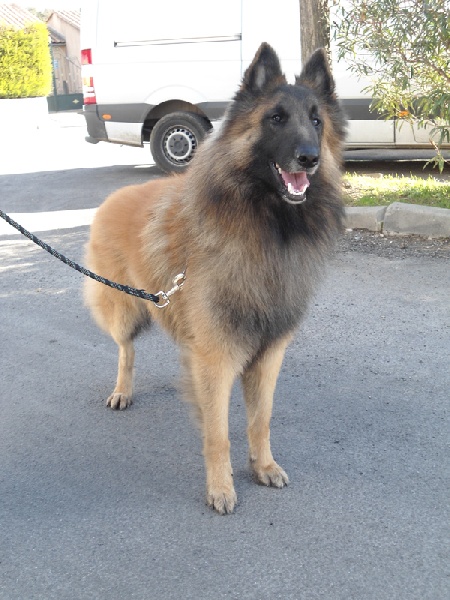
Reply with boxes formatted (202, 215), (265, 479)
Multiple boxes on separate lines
(295, 146), (320, 169)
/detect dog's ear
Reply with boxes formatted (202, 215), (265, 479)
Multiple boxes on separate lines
(240, 42), (287, 95)
(296, 48), (335, 98)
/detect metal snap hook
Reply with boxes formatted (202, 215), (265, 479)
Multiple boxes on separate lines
(154, 272), (186, 309)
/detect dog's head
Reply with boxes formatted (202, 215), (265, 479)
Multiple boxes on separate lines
(224, 43), (346, 205)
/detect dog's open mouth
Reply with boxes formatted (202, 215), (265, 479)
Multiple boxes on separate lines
(271, 162), (310, 204)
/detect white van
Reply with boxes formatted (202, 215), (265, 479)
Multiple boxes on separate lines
(80, 0), (439, 172)
(81, 0), (304, 172)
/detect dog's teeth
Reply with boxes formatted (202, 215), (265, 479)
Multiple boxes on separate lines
(275, 164), (305, 197)
(288, 184), (302, 196)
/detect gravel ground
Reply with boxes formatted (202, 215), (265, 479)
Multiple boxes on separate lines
(339, 229), (450, 260)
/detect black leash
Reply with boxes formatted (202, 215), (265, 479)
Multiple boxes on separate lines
(0, 209), (185, 308)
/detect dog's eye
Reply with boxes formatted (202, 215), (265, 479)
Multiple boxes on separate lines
(312, 117), (321, 127)
(271, 113), (283, 123)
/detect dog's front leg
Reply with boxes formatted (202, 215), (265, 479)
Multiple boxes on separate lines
(190, 349), (237, 515)
(242, 335), (292, 488)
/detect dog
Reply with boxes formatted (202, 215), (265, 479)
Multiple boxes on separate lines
(85, 43), (346, 514)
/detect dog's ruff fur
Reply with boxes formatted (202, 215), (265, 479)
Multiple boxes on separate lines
(85, 43), (346, 514)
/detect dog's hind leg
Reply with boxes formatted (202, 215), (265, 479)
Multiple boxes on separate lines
(107, 299), (153, 410)
(242, 335), (292, 488)
(107, 337), (136, 410)
(86, 279), (151, 410)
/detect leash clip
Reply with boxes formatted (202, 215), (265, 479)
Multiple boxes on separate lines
(155, 272), (186, 309)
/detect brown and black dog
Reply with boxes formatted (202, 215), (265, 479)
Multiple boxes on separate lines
(85, 43), (346, 514)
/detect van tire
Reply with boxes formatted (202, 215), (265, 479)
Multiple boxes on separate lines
(150, 112), (212, 173)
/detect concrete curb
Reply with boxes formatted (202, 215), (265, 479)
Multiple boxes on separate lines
(344, 206), (387, 233)
(344, 203), (450, 238)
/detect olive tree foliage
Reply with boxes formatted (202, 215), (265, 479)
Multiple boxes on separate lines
(332, 0), (450, 170)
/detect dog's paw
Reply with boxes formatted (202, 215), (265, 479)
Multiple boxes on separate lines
(106, 393), (133, 410)
(252, 461), (289, 488)
(206, 486), (237, 515)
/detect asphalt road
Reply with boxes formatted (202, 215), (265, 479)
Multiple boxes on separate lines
(0, 117), (449, 599)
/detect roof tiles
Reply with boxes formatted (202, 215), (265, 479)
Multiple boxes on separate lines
(0, 3), (41, 28)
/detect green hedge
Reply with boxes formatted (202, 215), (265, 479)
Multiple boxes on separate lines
(0, 22), (52, 99)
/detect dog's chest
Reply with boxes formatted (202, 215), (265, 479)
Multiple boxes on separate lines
(210, 241), (320, 348)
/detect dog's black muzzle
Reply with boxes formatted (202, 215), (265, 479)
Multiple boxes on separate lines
(294, 144), (320, 171)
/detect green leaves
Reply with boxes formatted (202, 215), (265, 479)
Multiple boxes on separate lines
(332, 0), (450, 171)
(0, 23), (52, 99)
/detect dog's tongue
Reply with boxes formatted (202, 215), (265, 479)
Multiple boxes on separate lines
(282, 170), (310, 194)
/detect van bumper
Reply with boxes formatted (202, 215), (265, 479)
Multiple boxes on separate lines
(82, 105), (108, 143)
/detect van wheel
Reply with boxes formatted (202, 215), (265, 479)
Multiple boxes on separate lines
(150, 112), (212, 173)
